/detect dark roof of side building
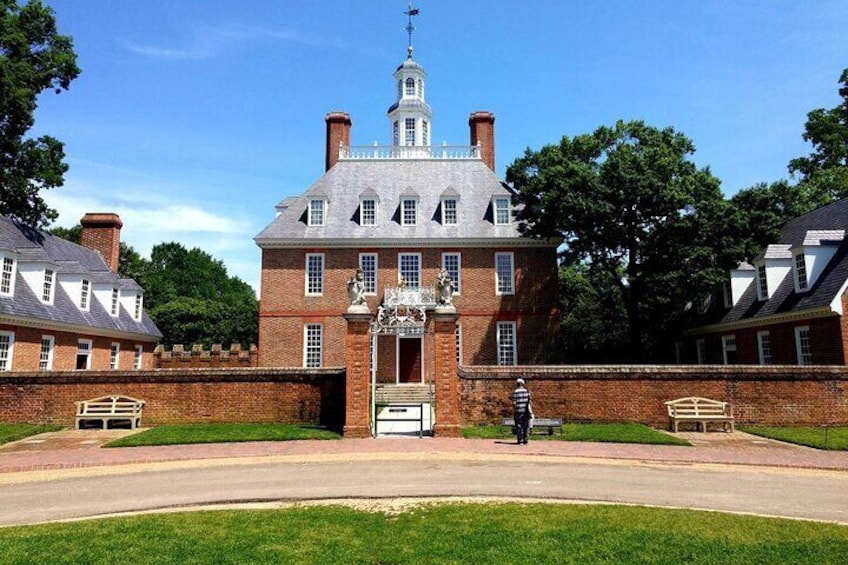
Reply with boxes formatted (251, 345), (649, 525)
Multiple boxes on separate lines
(0, 216), (162, 340)
(254, 159), (548, 245)
(721, 197), (848, 324)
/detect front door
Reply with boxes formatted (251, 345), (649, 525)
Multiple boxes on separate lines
(398, 337), (422, 383)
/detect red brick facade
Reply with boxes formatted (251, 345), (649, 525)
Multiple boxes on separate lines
(460, 366), (848, 427)
(80, 213), (123, 273)
(258, 245), (561, 375)
(469, 111), (496, 172)
(0, 324), (155, 372)
(0, 368), (344, 427)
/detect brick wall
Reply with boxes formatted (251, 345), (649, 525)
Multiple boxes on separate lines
(460, 365), (848, 427)
(0, 367), (345, 428)
(154, 344), (258, 368)
(259, 245), (561, 370)
(0, 324), (156, 371)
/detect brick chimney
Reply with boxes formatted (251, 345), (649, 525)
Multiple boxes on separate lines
(325, 111), (352, 171)
(80, 213), (123, 273)
(469, 111), (496, 172)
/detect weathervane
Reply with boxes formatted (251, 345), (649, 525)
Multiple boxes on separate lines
(403, 3), (419, 57)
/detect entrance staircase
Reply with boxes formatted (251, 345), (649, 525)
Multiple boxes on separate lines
(374, 383), (434, 405)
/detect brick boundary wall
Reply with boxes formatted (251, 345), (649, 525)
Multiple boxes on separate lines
(154, 344), (259, 368)
(460, 366), (848, 427)
(0, 368), (345, 429)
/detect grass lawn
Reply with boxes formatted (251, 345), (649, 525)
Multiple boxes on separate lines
(0, 423), (63, 445)
(741, 425), (848, 450)
(0, 503), (845, 564)
(104, 423), (341, 447)
(462, 422), (690, 445)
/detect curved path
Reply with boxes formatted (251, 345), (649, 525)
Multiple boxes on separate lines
(1, 433), (848, 527)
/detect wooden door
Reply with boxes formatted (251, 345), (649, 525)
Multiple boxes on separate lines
(398, 337), (422, 383)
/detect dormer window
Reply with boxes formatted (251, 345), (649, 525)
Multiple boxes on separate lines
(361, 198), (377, 226)
(134, 294), (143, 321)
(756, 265), (768, 301)
(308, 198), (326, 227)
(493, 197), (511, 225)
(110, 287), (120, 316)
(42, 269), (54, 303)
(80, 279), (90, 310)
(795, 253), (808, 292)
(401, 198), (418, 226)
(442, 198), (458, 225)
(405, 77), (415, 97)
(0, 255), (14, 296)
(722, 280), (732, 308)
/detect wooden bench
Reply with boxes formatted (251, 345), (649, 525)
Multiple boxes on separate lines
(501, 417), (564, 436)
(75, 395), (145, 430)
(664, 397), (734, 433)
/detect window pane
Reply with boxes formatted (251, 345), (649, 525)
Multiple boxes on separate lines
(360, 254), (377, 294)
(306, 254), (324, 295)
(795, 254), (808, 290)
(496, 253), (514, 294)
(494, 198), (510, 225)
(361, 199), (376, 226)
(42, 269), (54, 302)
(442, 253), (461, 294)
(497, 322), (516, 366)
(758, 332), (772, 365)
(305, 324), (323, 368)
(399, 254), (420, 288)
(443, 199), (457, 225)
(0, 333), (12, 371)
(402, 199), (417, 226)
(39, 336), (53, 370)
(310, 199), (325, 226)
(405, 118), (416, 146)
(0, 257), (13, 294)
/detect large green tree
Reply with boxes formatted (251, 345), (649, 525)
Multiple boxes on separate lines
(142, 242), (258, 347)
(788, 68), (848, 201)
(0, 0), (80, 227)
(507, 120), (733, 361)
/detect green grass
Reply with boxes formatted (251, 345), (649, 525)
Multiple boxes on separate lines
(104, 423), (341, 447)
(741, 426), (848, 450)
(462, 422), (690, 445)
(0, 423), (63, 445)
(0, 503), (845, 564)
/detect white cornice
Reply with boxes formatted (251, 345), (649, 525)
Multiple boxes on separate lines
(255, 237), (559, 249)
(0, 314), (160, 343)
(685, 306), (836, 336)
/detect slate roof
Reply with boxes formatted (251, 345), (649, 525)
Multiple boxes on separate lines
(721, 197), (848, 324)
(255, 159), (542, 245)
(0, 216), (161, 340)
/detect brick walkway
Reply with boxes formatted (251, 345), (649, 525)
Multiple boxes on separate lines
(1, 429), (847, 474)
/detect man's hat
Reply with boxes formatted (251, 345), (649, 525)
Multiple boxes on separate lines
(516, 378), (525, 385)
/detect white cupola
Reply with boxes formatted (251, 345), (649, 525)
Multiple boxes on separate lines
(387, 46), (433, 147)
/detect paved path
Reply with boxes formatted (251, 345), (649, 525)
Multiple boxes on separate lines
(1, 430), (847, 527)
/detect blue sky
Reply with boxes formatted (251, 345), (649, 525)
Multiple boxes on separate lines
(31, 1), (848, 292)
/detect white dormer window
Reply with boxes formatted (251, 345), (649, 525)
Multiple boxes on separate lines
(308, 198), (326, 227)
(110, 287), (120, 316)
(405, 77), (415, 97)
(42, 269), (55, 303)
(80, 279), (90, 310)
(401, 198), (418, 226)
(134, 294), (143, 320)
(795, 253), (808, 292)
(493, 197), (511, 225)
(442, 198), (458, 225)
(361, 198), (377, 226)
(756, 265), (768, 301)
(0, 255), (15, 296)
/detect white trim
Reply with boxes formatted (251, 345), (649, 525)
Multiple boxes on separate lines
(757, 330), (772, 365)
(303, 323), (323, 368)
(305, 253), (325, 296)
(0, 330), (14, 372)
(359, 252), (378, 295)
(395, 334), (424, 384)
(495, 252), (515, 295)
(39, 334), (55, 371)
(721, 334), (736, 365)
(110, 341), (121, 370)
(794, 325), (812, 365)
(496, 321), (517, 366)
(0, 313), (159, 342)
(441, 252), (461, 295)
(76, 338), (93, 371)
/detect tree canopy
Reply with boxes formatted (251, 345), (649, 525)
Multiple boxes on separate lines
(507, 120), (732, 361)
(788, 68), (848, 201)
(0, 0), (80, 227)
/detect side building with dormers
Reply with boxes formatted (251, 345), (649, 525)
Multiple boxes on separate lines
(0, 213), (161, 372)
(255, 47), (561, 386)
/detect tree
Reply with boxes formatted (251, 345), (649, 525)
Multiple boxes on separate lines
(788, 68), (848, 201)
(0, 0), (80, 227)
(142, 242), (258, 347)
(507, 120), (731, 361)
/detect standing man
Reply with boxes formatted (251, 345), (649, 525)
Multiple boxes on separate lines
(510, 378), (532, 445)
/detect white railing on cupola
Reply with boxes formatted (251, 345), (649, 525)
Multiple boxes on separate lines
(339, 144), (481, 161)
